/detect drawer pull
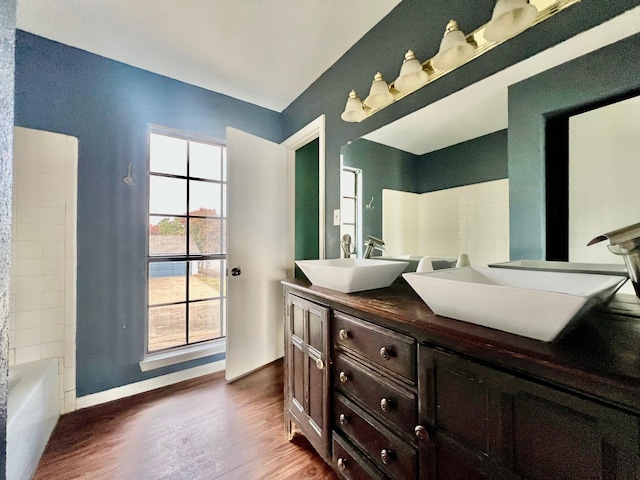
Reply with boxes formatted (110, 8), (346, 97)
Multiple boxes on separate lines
(339, 371), (349, 383)
(415, 425), (430, 442)
(337, 458), (347, 471)
(380, 397), (393, 412)
(315, 358), (324, 370)
(380, 449), (394, 465)
(339, 413), (349, 426)
(379, 346), (391, 360)
(338, 328), (349, 340)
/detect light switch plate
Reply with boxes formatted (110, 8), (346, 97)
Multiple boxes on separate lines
(333, 209), (340, 226)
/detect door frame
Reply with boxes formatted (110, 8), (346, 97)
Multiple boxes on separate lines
(282, 115), (326, 278)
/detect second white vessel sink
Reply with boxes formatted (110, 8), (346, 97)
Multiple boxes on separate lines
(403, 267), (626, 341)
(296, 258), (408, 293)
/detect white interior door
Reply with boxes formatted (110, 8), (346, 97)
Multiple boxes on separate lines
(225, 128), (288, 381)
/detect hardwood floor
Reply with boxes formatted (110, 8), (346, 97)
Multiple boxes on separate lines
(34, 360), (338, 480)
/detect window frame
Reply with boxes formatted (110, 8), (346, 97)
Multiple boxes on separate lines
(145, 125), (227, 356)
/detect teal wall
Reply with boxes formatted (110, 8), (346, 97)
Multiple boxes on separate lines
(341, 138), (420, 248)
(282, 0), (640, 258)
(14, 32), (282, 396)
(508, 32), (640, 260)
(295, 138), (320, 278)
(417, 130), (508, 192)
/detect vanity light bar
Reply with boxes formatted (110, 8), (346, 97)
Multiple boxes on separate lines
(342, 0), (581, 122)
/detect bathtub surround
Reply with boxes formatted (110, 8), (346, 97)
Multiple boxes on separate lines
(10, 127), (78, 414)
(1, 0), (17, 477)
(7, 359), (58, 480)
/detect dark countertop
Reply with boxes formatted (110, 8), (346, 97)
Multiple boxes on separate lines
(282, 278), (640, 415)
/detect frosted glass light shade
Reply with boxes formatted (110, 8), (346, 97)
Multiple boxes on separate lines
(364, 72), (394, 109)
(395, 50), (429, 93)
(341, 90), (367, 122)
(484, 0), (538, 42)
(432, 20), (475, 71)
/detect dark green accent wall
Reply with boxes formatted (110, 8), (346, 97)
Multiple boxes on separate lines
(282, 0), (640, 258)
(508, 32), (640, 260)
(417, 130), (508, 192)
(0, 0), (16, 475)
(295, 138), (320, 278)
(342, 138), (420, 248)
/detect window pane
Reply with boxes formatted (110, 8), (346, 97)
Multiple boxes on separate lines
(190, 142), (222, 180)
(189, 300), (222, 343)
(221, 219), (227, 255)
(149, 216), (186, 256)
(222, 184), (227, 217)
(189, 218), (222, 255)
(148, 262), (186, 305)
(188, 260), (222, 301)
(222, 148), (227, 181)
(150, 176), (186, 215)
(342, 170), (355, 197)
(341, 197), (355, 224)
(150, 134), (187, 176)
(148, 304), (186, 351)
(189, 180), (221, 215)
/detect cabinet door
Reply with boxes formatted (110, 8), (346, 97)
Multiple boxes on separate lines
(417, 346), (510, 479)
(285, 293), (330, 459)
(502, 377), (640, 480)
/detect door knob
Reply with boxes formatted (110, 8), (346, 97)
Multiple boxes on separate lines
(231, 267), (241, 276)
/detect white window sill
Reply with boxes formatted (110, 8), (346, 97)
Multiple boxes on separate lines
(139, 338), (226, 372)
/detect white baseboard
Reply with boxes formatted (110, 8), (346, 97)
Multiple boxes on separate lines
(75, 359), (226, 410)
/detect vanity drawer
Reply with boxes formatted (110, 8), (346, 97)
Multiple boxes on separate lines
(332, 433), (387, 480)
(334, 312), (416, 383)
(334, 393), (417, 480)
(334, 353), (417, 434)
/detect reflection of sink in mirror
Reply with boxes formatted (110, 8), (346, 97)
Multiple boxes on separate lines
(403, 267), (627, 342)
(376, 255), (424, 273)
(296, 258), (408, 293)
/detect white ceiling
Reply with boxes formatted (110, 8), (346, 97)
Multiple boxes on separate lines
(364, 6), (640, 155)
(16, 0), (401, 112)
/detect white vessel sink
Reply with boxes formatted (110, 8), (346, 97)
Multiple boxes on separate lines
(376, 255), (425, 273)
(403, 267), (626, 342)
(296, 258), (409, 293)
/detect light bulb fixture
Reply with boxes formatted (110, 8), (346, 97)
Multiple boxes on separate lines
(432, 20), (475, 71)
(341, 90), (367, 122)
(484, 0), (539, 42)
(395, 50), (429, 93)
(364, 72), (394, 109)
(340, 0), (580, 123)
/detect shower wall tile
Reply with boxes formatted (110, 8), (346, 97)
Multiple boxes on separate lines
(11, 127), (78, 413)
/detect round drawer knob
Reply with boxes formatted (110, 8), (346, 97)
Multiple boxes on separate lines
(315, 358), (324, 370)
(339, 413), (349, 426)
(338, 329), (349, 340)
(380, 397), (393, 412)
(339, 371), (349, 383)
(380, 449), (393, 465)
(379, 346), (391, 360)
(337, 458), (347, 470)
(415, 425), (430, 442)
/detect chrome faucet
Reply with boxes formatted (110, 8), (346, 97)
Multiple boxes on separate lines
(340, 234), (356, 258)
(363, 235), (386, 258)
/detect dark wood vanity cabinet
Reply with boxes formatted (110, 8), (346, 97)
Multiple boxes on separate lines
(283, 282), (640, 479)
(284, 293), (331, 460)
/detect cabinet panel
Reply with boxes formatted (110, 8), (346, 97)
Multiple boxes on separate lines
(334, 352), (417, 435)
(505, 379), (640, 480)
(285, 293), (330, 460)
(334, 312), (415, 383)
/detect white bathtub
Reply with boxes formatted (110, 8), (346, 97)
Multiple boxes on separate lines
(7, 358), (60, 480)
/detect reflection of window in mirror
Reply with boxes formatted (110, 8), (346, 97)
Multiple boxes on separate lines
(568, 95), (640, 295)
(341, 167), (362, 257)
